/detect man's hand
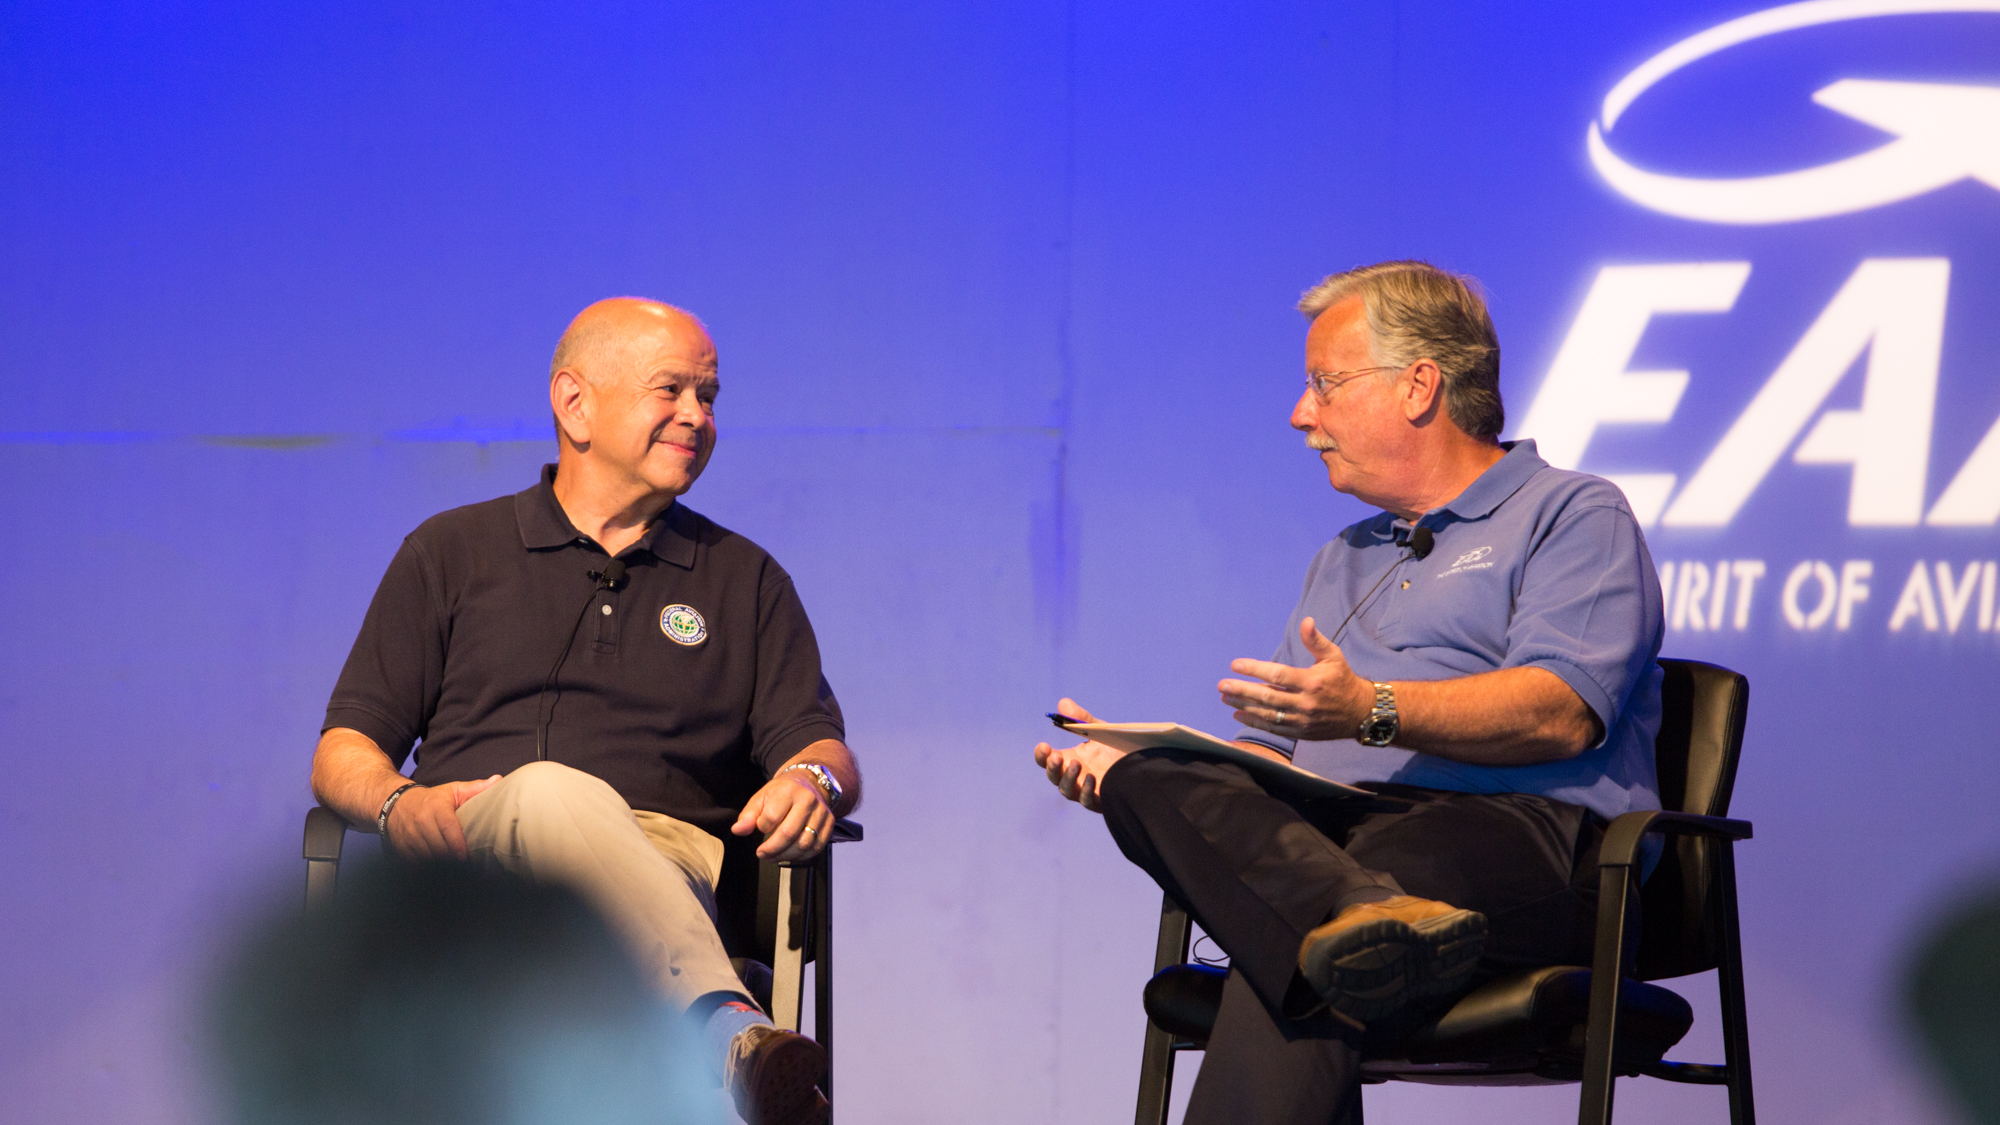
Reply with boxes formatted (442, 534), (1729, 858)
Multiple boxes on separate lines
(1220, 617), (1373, 742)
(1032, 698), (1130, 813)
(733, 772), (834, 862)
(384, 776), (501, 861)
(313, 728), (502, 862)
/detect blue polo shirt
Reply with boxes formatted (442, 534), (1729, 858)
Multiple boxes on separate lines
(1236, 440), (1665, 823)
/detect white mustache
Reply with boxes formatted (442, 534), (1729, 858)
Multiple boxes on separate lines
(1305, 431), (1337, 452)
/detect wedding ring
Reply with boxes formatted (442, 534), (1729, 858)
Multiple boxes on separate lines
(1275, 709), (1288, 723)
(803, 826), (819, 836)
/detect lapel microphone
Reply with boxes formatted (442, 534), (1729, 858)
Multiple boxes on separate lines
(538, 559), (629, 760)
(591, 559), (628, 590)
(1330, 524), (1435, 645)
(1407, 526), (1435, 560)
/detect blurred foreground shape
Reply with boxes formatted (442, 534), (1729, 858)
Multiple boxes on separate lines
(1907, 881), (2000, 1125)
(208, 859), (715, 1125)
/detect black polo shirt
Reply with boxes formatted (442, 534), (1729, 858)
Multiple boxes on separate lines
(324, 465), (846, 841)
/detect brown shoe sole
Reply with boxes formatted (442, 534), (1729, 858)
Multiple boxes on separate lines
(1297, 908), (1488, 1027)
(736, 1033), (828, 1125)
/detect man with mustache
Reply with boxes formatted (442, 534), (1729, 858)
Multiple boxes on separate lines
(313, 299), (856, 1125)
(1036, 261), (1664, 1125)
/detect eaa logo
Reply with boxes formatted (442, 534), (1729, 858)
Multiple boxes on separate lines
(1452, 547), (1494, 568)
(1517, 1), (2000, 532)
(1587, 0), (2000, 225)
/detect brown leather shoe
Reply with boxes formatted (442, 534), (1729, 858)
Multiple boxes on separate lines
(1297, 895), (1487, 1028)
(724, 1025), (829, 1125)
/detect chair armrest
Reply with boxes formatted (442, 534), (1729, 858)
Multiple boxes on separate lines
(1600, 810), (1752, 869)
(769, 818), (863, 871)
(303, 805), (355, 911)
(304, 805), (354, 862)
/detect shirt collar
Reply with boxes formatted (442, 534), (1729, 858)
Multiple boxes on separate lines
(647, 502), (699, 570)
(513, 464), (699, 569)
(1368, 439), (1546, 543)
(1432, 439), (1547, 523)
(515, 465), (582, 549)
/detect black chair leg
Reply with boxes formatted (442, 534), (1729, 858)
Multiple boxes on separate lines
(1714, 844), (1756, 1125)
(815, 847), (835, 1114)
(1135, 1023), (1179, 1125)
(767, 862), (809, 1031)
(1578, 859), (1635, 1125)
(1135, 895), (1194, 1125)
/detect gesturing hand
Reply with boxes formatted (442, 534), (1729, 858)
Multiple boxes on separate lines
(733, 772), (834, 862)
(1219, 617), (1372, 742)
(1032, 697), (1128, 813)
(384, 775), (501, 861)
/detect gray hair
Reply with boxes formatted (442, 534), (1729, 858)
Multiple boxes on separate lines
(548, 322), (606, 384)
(1297, 260), (1503, 438)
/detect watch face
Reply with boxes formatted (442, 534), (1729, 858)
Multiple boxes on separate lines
(1360, 716), (1398, 745)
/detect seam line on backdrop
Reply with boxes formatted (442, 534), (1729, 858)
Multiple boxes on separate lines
(1049, 2), (1080, 1118)
(0, 425), (1059, 447)
(1050, 0), (1080, 655)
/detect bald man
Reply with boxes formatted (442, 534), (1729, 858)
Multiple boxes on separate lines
(312, 300), (857, 1125)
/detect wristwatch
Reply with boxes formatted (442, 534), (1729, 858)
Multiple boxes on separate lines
(780, 762), (843, 809)
(1356, 682), (1399, 747)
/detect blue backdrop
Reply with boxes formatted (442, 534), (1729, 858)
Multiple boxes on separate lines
(3, 2), (1995, 1123)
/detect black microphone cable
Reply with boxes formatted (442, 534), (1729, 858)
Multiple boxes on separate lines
(535, 559), (627, 761)
(1327, 526), (1435, 646)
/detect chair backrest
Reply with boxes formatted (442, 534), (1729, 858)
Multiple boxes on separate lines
(1634, 658), (1749, 981)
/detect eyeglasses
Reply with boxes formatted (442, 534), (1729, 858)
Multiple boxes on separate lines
(1305, 365), (1403, 401)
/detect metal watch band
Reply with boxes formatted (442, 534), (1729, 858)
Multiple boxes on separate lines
(377, 782), (421, 837)
(1357, 681), (1399, 746)
(779, 762), (841, 807)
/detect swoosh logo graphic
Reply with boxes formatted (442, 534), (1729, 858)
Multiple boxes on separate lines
(1588, 0), (2000, 224)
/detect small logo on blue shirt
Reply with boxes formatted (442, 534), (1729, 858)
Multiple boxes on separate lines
(660, 604), (708, 646)
(1439, 546), (1498, 577)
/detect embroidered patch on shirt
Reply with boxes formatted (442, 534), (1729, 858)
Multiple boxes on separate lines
(660, 604), (708, 646)
(1438, 546), (1497, 577)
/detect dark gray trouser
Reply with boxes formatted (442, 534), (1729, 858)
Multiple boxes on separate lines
(1099, 749), (1612, 1125)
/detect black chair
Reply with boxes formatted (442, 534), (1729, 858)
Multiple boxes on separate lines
(303, 805), (862, 1111)
(1136, 657), (1754, 1125)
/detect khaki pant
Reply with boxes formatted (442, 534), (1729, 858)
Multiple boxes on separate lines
(457, 760), (749, 1012)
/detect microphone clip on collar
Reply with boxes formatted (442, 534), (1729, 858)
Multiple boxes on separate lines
(1405, 525), (1435, 560)
(538, 557), (629, 761)
(588, 558), (628, 591)
(1331, 523), (1433, 646)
